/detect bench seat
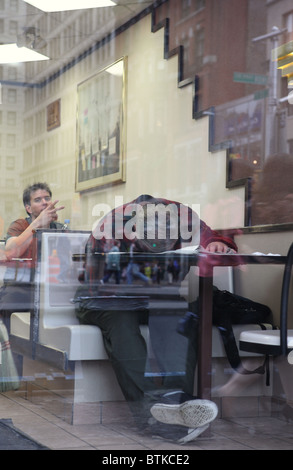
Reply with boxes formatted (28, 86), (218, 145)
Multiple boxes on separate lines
(10, 310), (149, 362)
(11, 310), (269, 362)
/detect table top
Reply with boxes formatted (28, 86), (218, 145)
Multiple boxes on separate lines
(72, 250), (287, 266)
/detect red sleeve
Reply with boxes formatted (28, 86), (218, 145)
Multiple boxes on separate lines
(6, 218), (35, 260)
(7, 219), (30, 239)
(200, 220), (237, 251)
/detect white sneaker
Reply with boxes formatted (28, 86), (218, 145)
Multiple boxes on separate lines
(150, 399), (218, 428)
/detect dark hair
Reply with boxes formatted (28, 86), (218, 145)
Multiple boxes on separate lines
(23, 182), (52, 208)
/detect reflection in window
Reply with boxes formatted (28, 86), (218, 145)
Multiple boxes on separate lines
(7, 111), (16, 126)
(6, 178), (14, 188)
(251, 154), (293, 226)
(196, 0), (205, 10)
(6, 156), (15, 170)
(7, 67), (17, 81)
(284, 10), (293, 41)
(195, 27), (204, 71)
(7, 89), (16, 104)
(10, 0), (18, 11)
(9, 20), (17, 34)
(182, 0), (191, 18)
(7, 134), (16, 148)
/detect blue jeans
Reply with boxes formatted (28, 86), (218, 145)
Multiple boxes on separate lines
(102, 269), (121, 284)
(126, 262), (150, 284)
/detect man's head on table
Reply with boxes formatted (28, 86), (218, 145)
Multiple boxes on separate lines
(93, 194), (235, 254)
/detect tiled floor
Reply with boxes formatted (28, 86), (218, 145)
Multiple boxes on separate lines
(0, 391), (293, 450)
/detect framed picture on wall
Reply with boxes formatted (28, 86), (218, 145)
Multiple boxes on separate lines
(75, 57), (127, 192)
(47, 99), (61, 131)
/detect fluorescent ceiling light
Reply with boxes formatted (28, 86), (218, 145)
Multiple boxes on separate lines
(0, 44), (49, 64)
(23, 0), (116, 12)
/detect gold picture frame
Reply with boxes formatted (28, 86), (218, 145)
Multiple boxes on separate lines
(75, 57), (127, 192)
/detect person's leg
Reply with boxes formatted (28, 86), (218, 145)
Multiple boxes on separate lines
(78, 305), (218, 441)
(80, 308), (148, 402)
(81, 307), (154, 427)
(212, 358), (265, 396)
(183, 320), (199, 397)
(136, 271), (151, 284)
(126, 262), (133, 284)
(183, 309), (266, 398)
(132, 263), (151, 284)
(115, 270), (121, 284)
(102, 270), (113, 283)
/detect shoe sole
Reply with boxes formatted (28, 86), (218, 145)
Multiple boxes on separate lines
(150, 399), (218, 428)
(178, 424), (210, 444)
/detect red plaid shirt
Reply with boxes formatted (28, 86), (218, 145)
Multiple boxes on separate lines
(84, 195), (237, 283)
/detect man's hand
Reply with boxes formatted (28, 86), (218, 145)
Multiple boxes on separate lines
(205, 241), (236, 253)
(35, 200), (65, 228)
